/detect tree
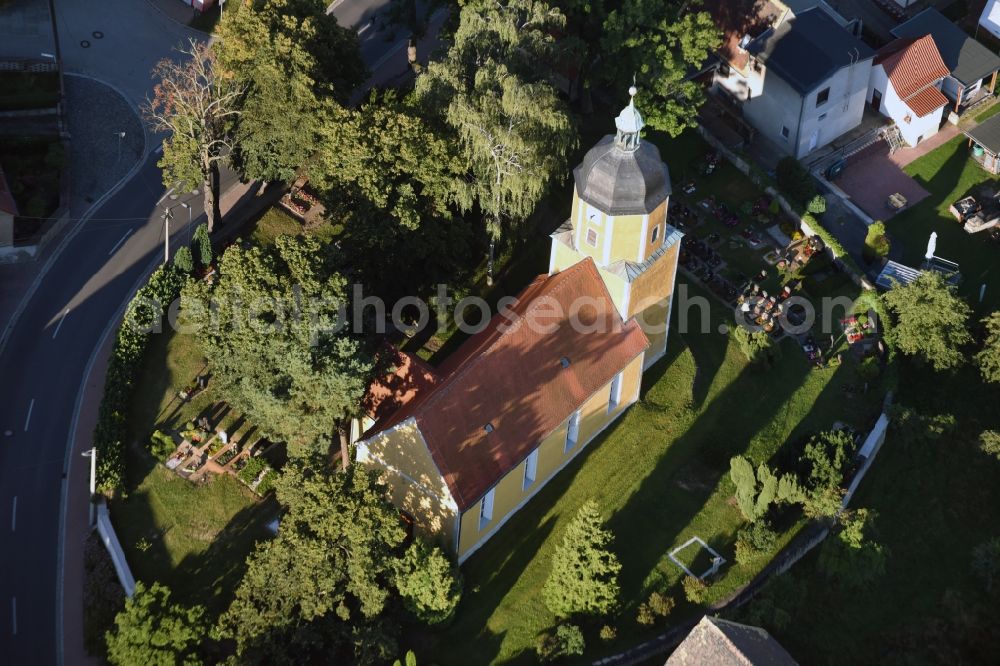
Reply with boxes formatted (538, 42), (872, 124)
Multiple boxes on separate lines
(219, 461), (461, 664)
(393, 539), (463, 625)
(883, 272), (971, 371)
(143, 40), (245, 232)
(191, 222), (212, 269)
(105, 582), (205, 666)
(801, 429), (855, 492)
(536, 624), (585, 662)
(775, 156), (816, 204)
(183, 235), (373, 459)
(806, 194), (827, 215)
(734, 520), (778, 566)
(976, 311), (1000, 383)
(542, 500), (621, 618)
(310, 93), (472, 298)
(729, 455), (801, 522)
(972, 537), (1000, 593)
(172, 246), (193, 274)
(818, 508), (888, 588)
(215, 0), (366, 183)
(600, 1), (719, 135)
(416, 0), (577, 282)
(979, 430), (1000, 461)
(734, 326), (781, 368)
(890, 405), (956, 447)
(863, 220), (891, 263)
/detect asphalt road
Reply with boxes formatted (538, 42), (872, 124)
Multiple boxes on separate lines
(0, 0), (428, 661)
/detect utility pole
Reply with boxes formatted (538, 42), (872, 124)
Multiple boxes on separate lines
(81, 448), (96, 526)
(161, 206), (174, 265)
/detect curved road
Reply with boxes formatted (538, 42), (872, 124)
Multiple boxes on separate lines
(0, 0), (436, 662)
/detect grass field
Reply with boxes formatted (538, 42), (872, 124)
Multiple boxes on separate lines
(740, 357), (1000, 664)
(889, 136), (1000, 312)
(421, 281), (886, 664)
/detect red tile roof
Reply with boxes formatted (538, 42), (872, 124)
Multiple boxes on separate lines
(366, 257), (649, 510)
(876, 36), (950, 116)
(362, 348), (439, 422)
(703, 0), (785, 72)
(904, 85), (949, 117)
(0, 165), (17, 217)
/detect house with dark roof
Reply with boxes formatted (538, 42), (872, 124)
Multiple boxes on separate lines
(666, 616), (798, 665)
(868, 35), (950, 147)
(0, 164), (18, 248)
(892, 8), (1000, 114)
(713, 6), (874, 159)
(356, 93), (682, 562)
(965, 112), (1000, 174)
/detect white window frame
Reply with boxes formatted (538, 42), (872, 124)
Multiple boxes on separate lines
(585, 228), (598, 247)
(608, 371), (623, 413)
(522, 448), (539, 490)
(478, 488), (495, 530)
(565, 410), (581, 452)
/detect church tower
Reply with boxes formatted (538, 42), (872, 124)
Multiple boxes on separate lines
(548, 88), (682, 369)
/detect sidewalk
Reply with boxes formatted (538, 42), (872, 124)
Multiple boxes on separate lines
(889, 123), (962, 168)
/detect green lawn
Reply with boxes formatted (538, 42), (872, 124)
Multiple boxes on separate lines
(974, 99), (1000, 123)
(421, 281), (886, 664)
(246, 205), (341, 247)
(891, 136), (1000, 312)
(737, 358), (1000, 664)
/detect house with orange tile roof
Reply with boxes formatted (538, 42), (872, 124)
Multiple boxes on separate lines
(0, 164), (18, 248)
(868, 35), (951, 147)
(356, 91), (682, 562)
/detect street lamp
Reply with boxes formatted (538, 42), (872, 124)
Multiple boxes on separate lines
(161, 206), (174, 265)
(115, 131), (125, 166)
(81, 448), (96, 526)
(179, 201), (193, 243)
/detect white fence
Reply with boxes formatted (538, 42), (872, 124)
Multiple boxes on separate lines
(96, 501), (135, 597)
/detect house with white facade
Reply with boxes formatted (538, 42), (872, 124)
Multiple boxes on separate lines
(893, 8), (1000, 115)
(713, 7), (874, 159)
(867, 35), (950, 147)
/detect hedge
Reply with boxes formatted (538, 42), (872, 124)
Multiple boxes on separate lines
(93, 266), (186, 493)
(800, 213), (864, 276)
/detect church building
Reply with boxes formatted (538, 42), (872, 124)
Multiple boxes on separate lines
(355, 91), (683, 562)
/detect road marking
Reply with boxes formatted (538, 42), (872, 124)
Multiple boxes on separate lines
(52, 309), (69, 339)
(23, 399), (34, 432)
(357, 22), (372, 37)
(10, 597), (15, 635)
(108, 229), (133, 255)
(10, 497), (15, 532)
(155, 185), (174, 204)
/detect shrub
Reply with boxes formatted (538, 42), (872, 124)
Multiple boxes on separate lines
(776, 156), (816, 204)
(863, 221), (890, 263)
(392, 540), (463, 625)
(806, 194), (827, 215)
(172, 246), (194, 274)
(682, 575), (708, 604)
(979, 430), (1000, 461)
(149, 430), (176, 460)
(599, 624), (617, 641)
(536, 624), (585, 662)
(735, 521), (778, 566)
(93, 266), (186, 492)
(734, 327), (781, 369)
(636, 602), (656, 625)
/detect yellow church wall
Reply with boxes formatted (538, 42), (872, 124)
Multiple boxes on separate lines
(628, 242), (680, 365)
(640, 199), (669, 263)
(358, 419), (459, 552)
(608, 213), (645, 263)
(456, 352), (645, 561)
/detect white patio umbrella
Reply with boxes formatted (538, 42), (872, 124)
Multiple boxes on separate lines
(925, 231), (938, 261)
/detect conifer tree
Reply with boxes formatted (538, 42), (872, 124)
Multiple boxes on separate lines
(542, 500), (621, 618)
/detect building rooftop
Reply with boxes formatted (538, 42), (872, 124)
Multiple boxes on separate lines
(747, 7), (874, 94)
(364, 257), (649, 510)
(875, 36), (951, 117)
(966, 111), (1000, 154)
(666, 616), (798, 666)
(892, 7), (1000, 86)
(703, 0), (787, 73)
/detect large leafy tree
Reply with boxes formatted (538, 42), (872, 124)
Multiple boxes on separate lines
(105, 582), (205, 666)
(215, 0), (366, 183)
(542, 500), (621, 618)
(976, 311), (1000, 383)
(601, 1), (720, 135)
(183, 235), (373, 460)
(818, 508), (889, 588)
(218, 461), (461, 664)
(144, 40), (245, 232)
(310, 93), (473, 297)
(416, 0), (577, 282)
(883, 272), (971, 371)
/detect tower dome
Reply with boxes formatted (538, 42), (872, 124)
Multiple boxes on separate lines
(573, 88), (671, 216)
